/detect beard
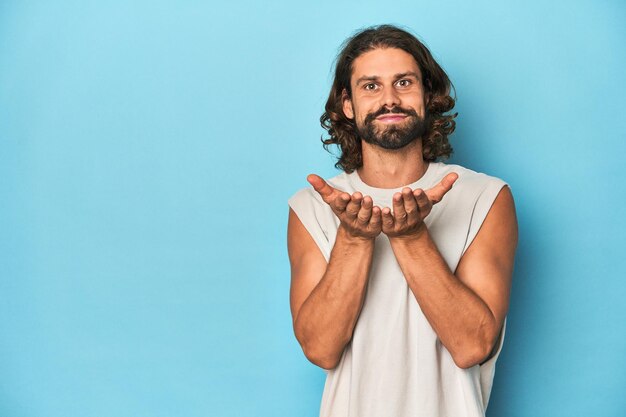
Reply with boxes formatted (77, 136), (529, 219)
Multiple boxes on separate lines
(356, 106), (427, 150)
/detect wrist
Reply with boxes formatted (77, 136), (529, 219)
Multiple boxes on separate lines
(389, 225), (430, 246)
(337, 224), (377, 245)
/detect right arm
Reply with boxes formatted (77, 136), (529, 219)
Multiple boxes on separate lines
(288, 175), (381, 370)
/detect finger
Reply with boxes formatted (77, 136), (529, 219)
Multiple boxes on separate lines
(413, 188), (432, 217)
(344, 192), (363, 220)
(382, 207), (394, 232)
(356, 195), (373, 224)
(332, 192), (351, 213)
(425, 172), (459, 204)
(307, 174), (338, 204)
(401, 187), (419, 222)
(392, 192), (407, 224)
(369, 206), (382, 230)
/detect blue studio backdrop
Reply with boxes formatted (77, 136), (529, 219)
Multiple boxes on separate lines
(1, 1), (624, 416)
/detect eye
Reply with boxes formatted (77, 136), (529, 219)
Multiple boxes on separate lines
(363, 83), (378, 91)
(396, 79), (411, 88)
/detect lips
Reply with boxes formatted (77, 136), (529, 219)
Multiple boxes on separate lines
(376, 114), (408, 123)
(364, 106), (418, 125)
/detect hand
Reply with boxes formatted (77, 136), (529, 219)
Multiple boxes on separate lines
(382, 172), (459, 238)
(307, 174), (382, 239)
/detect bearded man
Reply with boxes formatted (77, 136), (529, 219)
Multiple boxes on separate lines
(287, 25), (517, 417)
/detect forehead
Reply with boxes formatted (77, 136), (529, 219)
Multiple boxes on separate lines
(350, 47), (422, 84)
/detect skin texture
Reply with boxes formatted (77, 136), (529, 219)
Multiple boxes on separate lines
(288, 47), (518, 370)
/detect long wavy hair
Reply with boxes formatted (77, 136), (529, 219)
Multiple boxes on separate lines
(321, 25), (457, 172)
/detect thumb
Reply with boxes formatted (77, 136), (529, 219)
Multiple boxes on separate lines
(425, 172), (459, 204)
(307, 174), (337, 203)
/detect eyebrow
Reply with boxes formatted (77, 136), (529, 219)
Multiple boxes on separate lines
(355, 71), (421, 86)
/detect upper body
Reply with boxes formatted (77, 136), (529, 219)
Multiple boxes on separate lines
(287, 25), (517, 416)
(289, 162), (510, 416)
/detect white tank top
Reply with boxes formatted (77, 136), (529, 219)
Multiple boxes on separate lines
(288, 162), (508, 417)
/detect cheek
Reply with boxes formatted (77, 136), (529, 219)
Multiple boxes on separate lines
(356, 108), (371, 125)
(355, 99), (377, 118)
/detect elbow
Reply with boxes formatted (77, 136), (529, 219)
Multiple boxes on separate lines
(301, 343), (341, 370)
(295, 329), (342, 370)
(452, 348), (488, 369)
(293, 317), (345, 370)
(451, 332), (499, 369)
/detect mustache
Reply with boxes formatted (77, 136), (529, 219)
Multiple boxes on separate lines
(364, 106), (419, 124)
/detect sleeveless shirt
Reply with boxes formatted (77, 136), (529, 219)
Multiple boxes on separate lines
(288, 162), (508, 417)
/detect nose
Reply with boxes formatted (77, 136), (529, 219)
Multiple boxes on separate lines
(380, 86), (400, 108)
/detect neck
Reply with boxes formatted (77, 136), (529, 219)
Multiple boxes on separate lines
(356, 140), (429, 189)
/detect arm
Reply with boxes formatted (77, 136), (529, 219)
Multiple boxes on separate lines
(288, 175), (381, 370)
(382, 179), (518, 369)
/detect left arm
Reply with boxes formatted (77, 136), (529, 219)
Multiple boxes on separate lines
(383, 179), (518, 369)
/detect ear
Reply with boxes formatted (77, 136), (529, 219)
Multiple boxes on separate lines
(341, 89), (354, 119)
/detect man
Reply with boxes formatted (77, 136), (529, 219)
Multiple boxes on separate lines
(287, 25), (517, 417)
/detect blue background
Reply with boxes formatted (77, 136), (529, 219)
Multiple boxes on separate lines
(1, 1), (625, 416)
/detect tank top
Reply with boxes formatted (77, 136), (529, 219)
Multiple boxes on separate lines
(288, 162), (508, 417)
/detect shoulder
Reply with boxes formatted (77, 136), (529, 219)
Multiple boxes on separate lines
(432, 162), (508, 200)
(435, 162), (506, 187)
(288, 172), (348, 262)
(429, 163), (512, 240)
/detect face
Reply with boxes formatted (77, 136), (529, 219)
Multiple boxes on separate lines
(343, 47), (428, 150)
